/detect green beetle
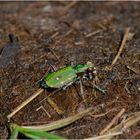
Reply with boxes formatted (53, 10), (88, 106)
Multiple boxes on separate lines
(39, 61), (97, 90)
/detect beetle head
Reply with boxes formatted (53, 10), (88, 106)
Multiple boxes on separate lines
(86, 62), (97, 80)
(39, 79), (48, 89)
(86, 61), (94, 68)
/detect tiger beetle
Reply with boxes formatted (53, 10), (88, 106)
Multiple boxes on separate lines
(39, 61), (105, 94)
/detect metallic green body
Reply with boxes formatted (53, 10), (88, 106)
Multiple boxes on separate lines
(44, 66), (77, 88)
(40, 62), (95, 89)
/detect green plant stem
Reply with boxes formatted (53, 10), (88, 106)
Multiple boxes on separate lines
(22, 107), (93, 131)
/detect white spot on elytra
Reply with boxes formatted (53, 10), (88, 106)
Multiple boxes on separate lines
(56, 77), (60, 80)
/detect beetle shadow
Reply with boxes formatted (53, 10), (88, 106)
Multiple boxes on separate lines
(46, 87), (55, 92)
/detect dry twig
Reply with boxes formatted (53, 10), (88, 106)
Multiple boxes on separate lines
(84, 132), (122, 140)
(100, 108), (125, 135)
(45, 32), (60, 61)
(104, 111), (140, 139)
(127, 65), (140, 75)
(64, 1), (78, 11)
(7, 88), (44, 119)
(86, 111), (140, 140)
(111, 27), (130, 67)
(36, 106), (51, 118)
(90, 108), (117, 118)
(36, 89), (60, 105)
(85, 29), (104, 38)
(51, 32), (59, 39)
(47, 97), (64, 115)
(48, 47), (60, 61)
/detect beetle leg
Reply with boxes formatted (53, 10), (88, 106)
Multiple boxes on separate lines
(92, 76), (98, 97)
(62, 82), (73, 90)
(47, 61), (57, 72)
(92, 76), (106, 94)
(79, 79), (88, 107)
(72, 84), (81, 98)
(51, 65), (57, 72)
(94, 85), (106, 94)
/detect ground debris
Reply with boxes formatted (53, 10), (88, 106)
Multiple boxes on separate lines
(0, 34), (20, 68)
(0, 2), (140, 139)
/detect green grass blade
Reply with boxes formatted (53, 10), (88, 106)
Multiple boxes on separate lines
(23, 130), (65, 139)
(22, 107), (93, 131)
(21, 132), (41, 139)
(11, 124), (65, 139)
(9, 127), (19, 139)
(10, 108), (93, 139)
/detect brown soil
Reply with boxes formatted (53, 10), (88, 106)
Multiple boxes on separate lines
(0, 1), (140, 139)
